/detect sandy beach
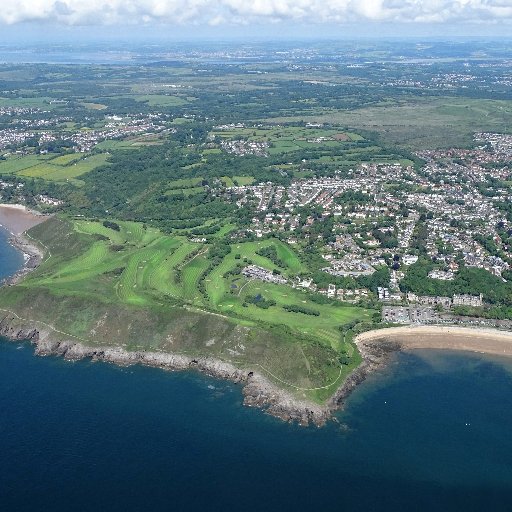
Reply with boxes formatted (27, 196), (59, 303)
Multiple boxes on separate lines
(356, 325), (512, 357)
(0, 204), (48, 235)
(327, 325), (512, 412)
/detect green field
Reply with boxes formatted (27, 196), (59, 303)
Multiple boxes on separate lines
(210, 123), (407, 166)
(0, 153), (109, 182)
(0, 96), (56, 108)
(212, 125), (365, 157)
(271, 97), (512, 150)
(132, 94), (189, 107)
(0, 217), (374, 402)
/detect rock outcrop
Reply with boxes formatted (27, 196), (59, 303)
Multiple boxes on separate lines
(1, 235), (44, 286)
(329, 337), (401, 409)
(243, 373), (330, 427)
(0, 313), (332, 427)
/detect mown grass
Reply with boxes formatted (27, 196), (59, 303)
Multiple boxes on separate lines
(211, 125), (366, 156)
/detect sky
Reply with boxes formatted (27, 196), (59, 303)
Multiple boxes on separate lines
(1, 0), (512, 41)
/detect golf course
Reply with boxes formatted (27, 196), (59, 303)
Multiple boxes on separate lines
(0, 216), (374, 402)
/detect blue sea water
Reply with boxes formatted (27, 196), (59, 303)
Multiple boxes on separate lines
(1, 231), (512, 511)
(0, 227), (23, 281)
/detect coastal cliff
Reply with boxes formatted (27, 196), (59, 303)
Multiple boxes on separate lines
(0, 313), (331, 427)
(6, 211), (512, 429)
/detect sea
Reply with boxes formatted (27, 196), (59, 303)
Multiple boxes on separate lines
(1, 227), (512, 511)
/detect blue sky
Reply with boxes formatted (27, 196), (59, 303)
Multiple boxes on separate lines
(1, 1), (512, 42)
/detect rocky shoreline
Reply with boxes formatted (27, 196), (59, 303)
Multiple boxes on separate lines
(0, 313), (332, 427)
(0, 208), (334, 427)
(330, 325), (512, 410)
(6, 317), (512, 427)
(0, 203), (47, 286)
(328, 336), (401, 410)
(6, 208), (509, 427)
(1, 234), (44, 286)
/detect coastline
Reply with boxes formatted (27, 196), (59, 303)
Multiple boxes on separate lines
(1, 235), (44, 285)
(0, 315), (331, 427)
(6, 320), (512, 428)
(0, 204), (48, 285)
(3, 205), (512, 426)
(355, 325), (512, 356)
(327, 325), (512, 411)
(0, 204), (331, 427)
(0, 203), (48, 235)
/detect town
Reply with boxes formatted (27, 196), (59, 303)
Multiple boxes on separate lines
(213, 128), (512, 327)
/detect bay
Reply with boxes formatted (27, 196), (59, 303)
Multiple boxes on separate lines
(1, 229), (512, 511)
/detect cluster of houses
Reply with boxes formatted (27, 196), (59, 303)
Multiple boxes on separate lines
(1, 109), (169, 154)
(322, 257), (375, 277)
(406, 292), (483, 308)
(69, 116), (167, 152)
(382, 71), (478, 90)
(0, 128), (36, 150)
(220, 139), (269, 157)
(382, 305), (512, 329)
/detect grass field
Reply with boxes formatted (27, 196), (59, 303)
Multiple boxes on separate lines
(210, 123), (407, 166)
(0, 96), (56, 108)
(0, 217), (374, 402)
(212, 125), (365, 157)
(0, 153), (109, 182)
(81, 102), (107, 110)
(270, 97), (512, 150)
(132, 94), (189, 107)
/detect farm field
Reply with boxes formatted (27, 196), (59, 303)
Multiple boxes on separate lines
(131, 94), (190, 107)
(210, 123), (407, 166)
(0, 96), (56, 108)
(0, 152), (109, 182)
(212, 125), (365, 156)
(2, 216), (374, 401)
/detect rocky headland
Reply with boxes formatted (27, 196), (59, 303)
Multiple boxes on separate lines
(0, 313), (331, 427)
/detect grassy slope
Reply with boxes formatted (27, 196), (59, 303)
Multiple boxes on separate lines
(0, 217), (374, 402)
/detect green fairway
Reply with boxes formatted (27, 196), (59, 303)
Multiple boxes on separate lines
(182, 255), (209, 301)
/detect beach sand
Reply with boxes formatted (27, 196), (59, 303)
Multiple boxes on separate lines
(356, 326), (512, 357)
(0, 204), (48, 235)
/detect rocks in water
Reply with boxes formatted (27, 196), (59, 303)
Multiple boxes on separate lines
(243, 373), (329, 427)
(329, 337), (401, 410)
(0, 315), (39, 342)
(1, 235), (44, 286)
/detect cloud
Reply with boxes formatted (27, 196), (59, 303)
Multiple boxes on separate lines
(1, 0), (512, 26)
